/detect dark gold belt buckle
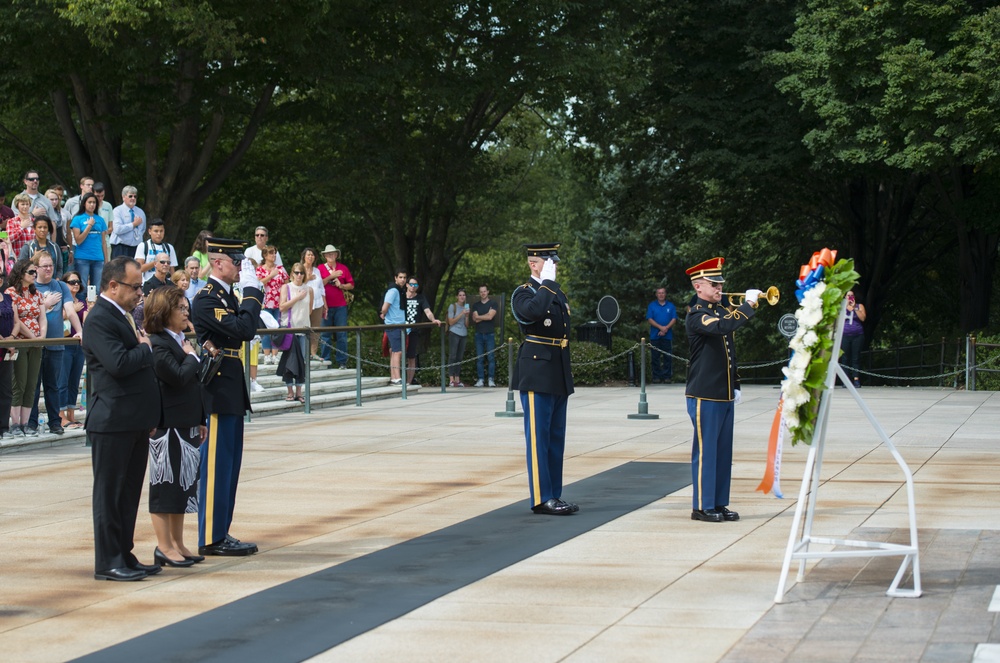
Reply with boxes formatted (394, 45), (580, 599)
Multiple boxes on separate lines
(559, 339), (568, 348)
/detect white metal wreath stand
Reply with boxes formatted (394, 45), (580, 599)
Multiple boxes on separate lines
(774, 301), (922, 602)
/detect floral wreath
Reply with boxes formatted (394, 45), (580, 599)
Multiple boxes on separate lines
(758, 249), (858, 497)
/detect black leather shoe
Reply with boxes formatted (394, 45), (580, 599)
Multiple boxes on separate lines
(155, 547), (195, 567)
(532, 498), (574, 515)
(95, 567), (146, 582)
(199, 539), (257, 556)
(556, 498), (580, 513)
(225, 535), (258, 553)
(691, 509), (724, 523)
(130, 561), (162, 575)
(714, 507), (740, 521)
(184, 554), (205, 564)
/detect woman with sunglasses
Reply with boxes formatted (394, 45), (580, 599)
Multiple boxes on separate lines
(5, 260), (46, 436)
(404, 276), (442, 385)
(300, 247), (325, 361)
(59, 271), (88, 429)
(256, 245), (287, 365)
(69, 192), (110, 291)
(277, 263), (312, 402)
(144, 286), (206, 567)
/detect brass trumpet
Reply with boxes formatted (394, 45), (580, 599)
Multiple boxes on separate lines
(723, 286), (780, 307)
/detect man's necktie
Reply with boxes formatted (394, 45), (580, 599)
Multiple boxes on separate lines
(125, 311), (138, 336)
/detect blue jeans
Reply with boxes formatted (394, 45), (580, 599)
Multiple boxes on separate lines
(650, 336), (673, 381)
(475, 332), (496, 380)
(73, 258), (104, 292)
(322, 306), (349, 366)
(61, 344), (85, 411)
(29, 348), (66, 430)
(261, 307), (279, 350)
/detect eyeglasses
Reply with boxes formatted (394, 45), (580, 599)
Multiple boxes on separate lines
(25, 177), (39, 182)
(65, 280), (81, 285)
(255, 233), (267, 237)
(26, 270), (37, 276)
(408, 282), (418, 287)
(125, 194), (136, 199)
(116, 281), (143, 292)
(157, 260), (171, 265)
(39, 264), (53, 269)
(175, 306), (190, 313)
(293, 271), (305, 275)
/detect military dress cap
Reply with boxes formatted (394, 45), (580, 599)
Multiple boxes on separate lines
(205, 237), (247, 259)
(686, 257), (726, 283)
(524, 243), (561, 263)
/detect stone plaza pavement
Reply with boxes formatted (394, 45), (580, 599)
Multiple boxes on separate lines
(1, 385), (999, 662)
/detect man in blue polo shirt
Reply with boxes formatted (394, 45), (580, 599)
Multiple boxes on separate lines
(646, 287), (677, 384)
(29, 252), (84, 435)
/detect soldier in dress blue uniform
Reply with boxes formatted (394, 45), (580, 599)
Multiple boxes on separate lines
(511, 243), (578, 516)
(190, 238), (264, 555)
(684, 257), (764, 523)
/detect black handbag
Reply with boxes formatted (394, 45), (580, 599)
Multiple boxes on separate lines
(198, 340), (224, 385)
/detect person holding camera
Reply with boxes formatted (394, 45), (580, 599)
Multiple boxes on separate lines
(841, 291), (866, 388)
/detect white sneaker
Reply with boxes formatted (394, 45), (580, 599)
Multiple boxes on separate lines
(251, 379), (265, 393)
(488, 379), (496, 388)
(474, 379), (484, 387)
(389, 378), (402, 385)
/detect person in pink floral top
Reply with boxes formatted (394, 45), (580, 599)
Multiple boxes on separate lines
(255, 245), (287, 364)
(7, 194), (37, 259)
(5, 259), (47, 437)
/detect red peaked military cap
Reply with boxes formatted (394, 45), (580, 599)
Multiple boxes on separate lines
(685, 257), (725, 283)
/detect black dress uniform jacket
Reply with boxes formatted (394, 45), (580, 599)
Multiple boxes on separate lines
(191, 279), (263, 416)
(685, 298), (756, 401)
(512, 278), (574, 396)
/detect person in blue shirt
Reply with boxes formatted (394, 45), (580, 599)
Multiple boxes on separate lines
(646, 287), (677, 383)
(379, 270), (407, 385)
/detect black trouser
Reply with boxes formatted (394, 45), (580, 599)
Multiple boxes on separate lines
(0, 360), (12, 434)
(91, 430), (149, 572)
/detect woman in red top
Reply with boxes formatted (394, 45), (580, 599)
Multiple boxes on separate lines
(6, 194), (37, 261)
(255, 245), (287, 364)
(5, 259), (47, 437)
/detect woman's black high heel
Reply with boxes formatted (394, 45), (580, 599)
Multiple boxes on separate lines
(155, 547), (195, 568)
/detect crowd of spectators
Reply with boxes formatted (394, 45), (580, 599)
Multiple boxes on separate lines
(0, 173), (360, 439)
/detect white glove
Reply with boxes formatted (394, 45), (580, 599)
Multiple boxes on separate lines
(733, 388), (742, 405)
(259, 310), (279, 329)
(745, 289), (763, 305)
(540, 258), (557, 282)
(238, 258), (262, 291)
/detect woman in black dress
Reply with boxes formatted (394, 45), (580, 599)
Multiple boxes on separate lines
(144, 286), (207, 567)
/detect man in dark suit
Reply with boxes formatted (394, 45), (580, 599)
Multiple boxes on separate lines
(83, 256), (162, 581)
(511, 243), (578, 516)
(190, 238), (263, 556)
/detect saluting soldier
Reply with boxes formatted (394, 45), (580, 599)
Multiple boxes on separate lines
(191, 237), (264, 555)
(685, 257), (763, 523)
(511, 243), (578, 516)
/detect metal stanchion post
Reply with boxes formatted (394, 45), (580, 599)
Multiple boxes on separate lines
(496, 338), (523, 418)
(440, 324), (447, 393)
(355, 331), (363, 407)
(303, 334), (311, 414)
(628, 338), (659, 420)
(244, 338), (252, 423)
(400, 327), (408, 400)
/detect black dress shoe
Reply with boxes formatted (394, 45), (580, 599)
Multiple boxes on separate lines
(556, 498), (580, 513)
(531, 498), (574, 515)
(714, 507), (740, 521)
(691, 509), (724, 523)
(155, 547), (195, 568)
(184, 554), (205, 564)
(199, 538), (257, 556)
(95, 567), (146, 582)
(130, 561), (162, 575)
(226, 535), (258, 553)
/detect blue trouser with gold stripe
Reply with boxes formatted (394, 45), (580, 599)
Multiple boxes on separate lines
(687, 397), (734, 511)
(198, 413), (245, 547)
(520, 391), (567, 507)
